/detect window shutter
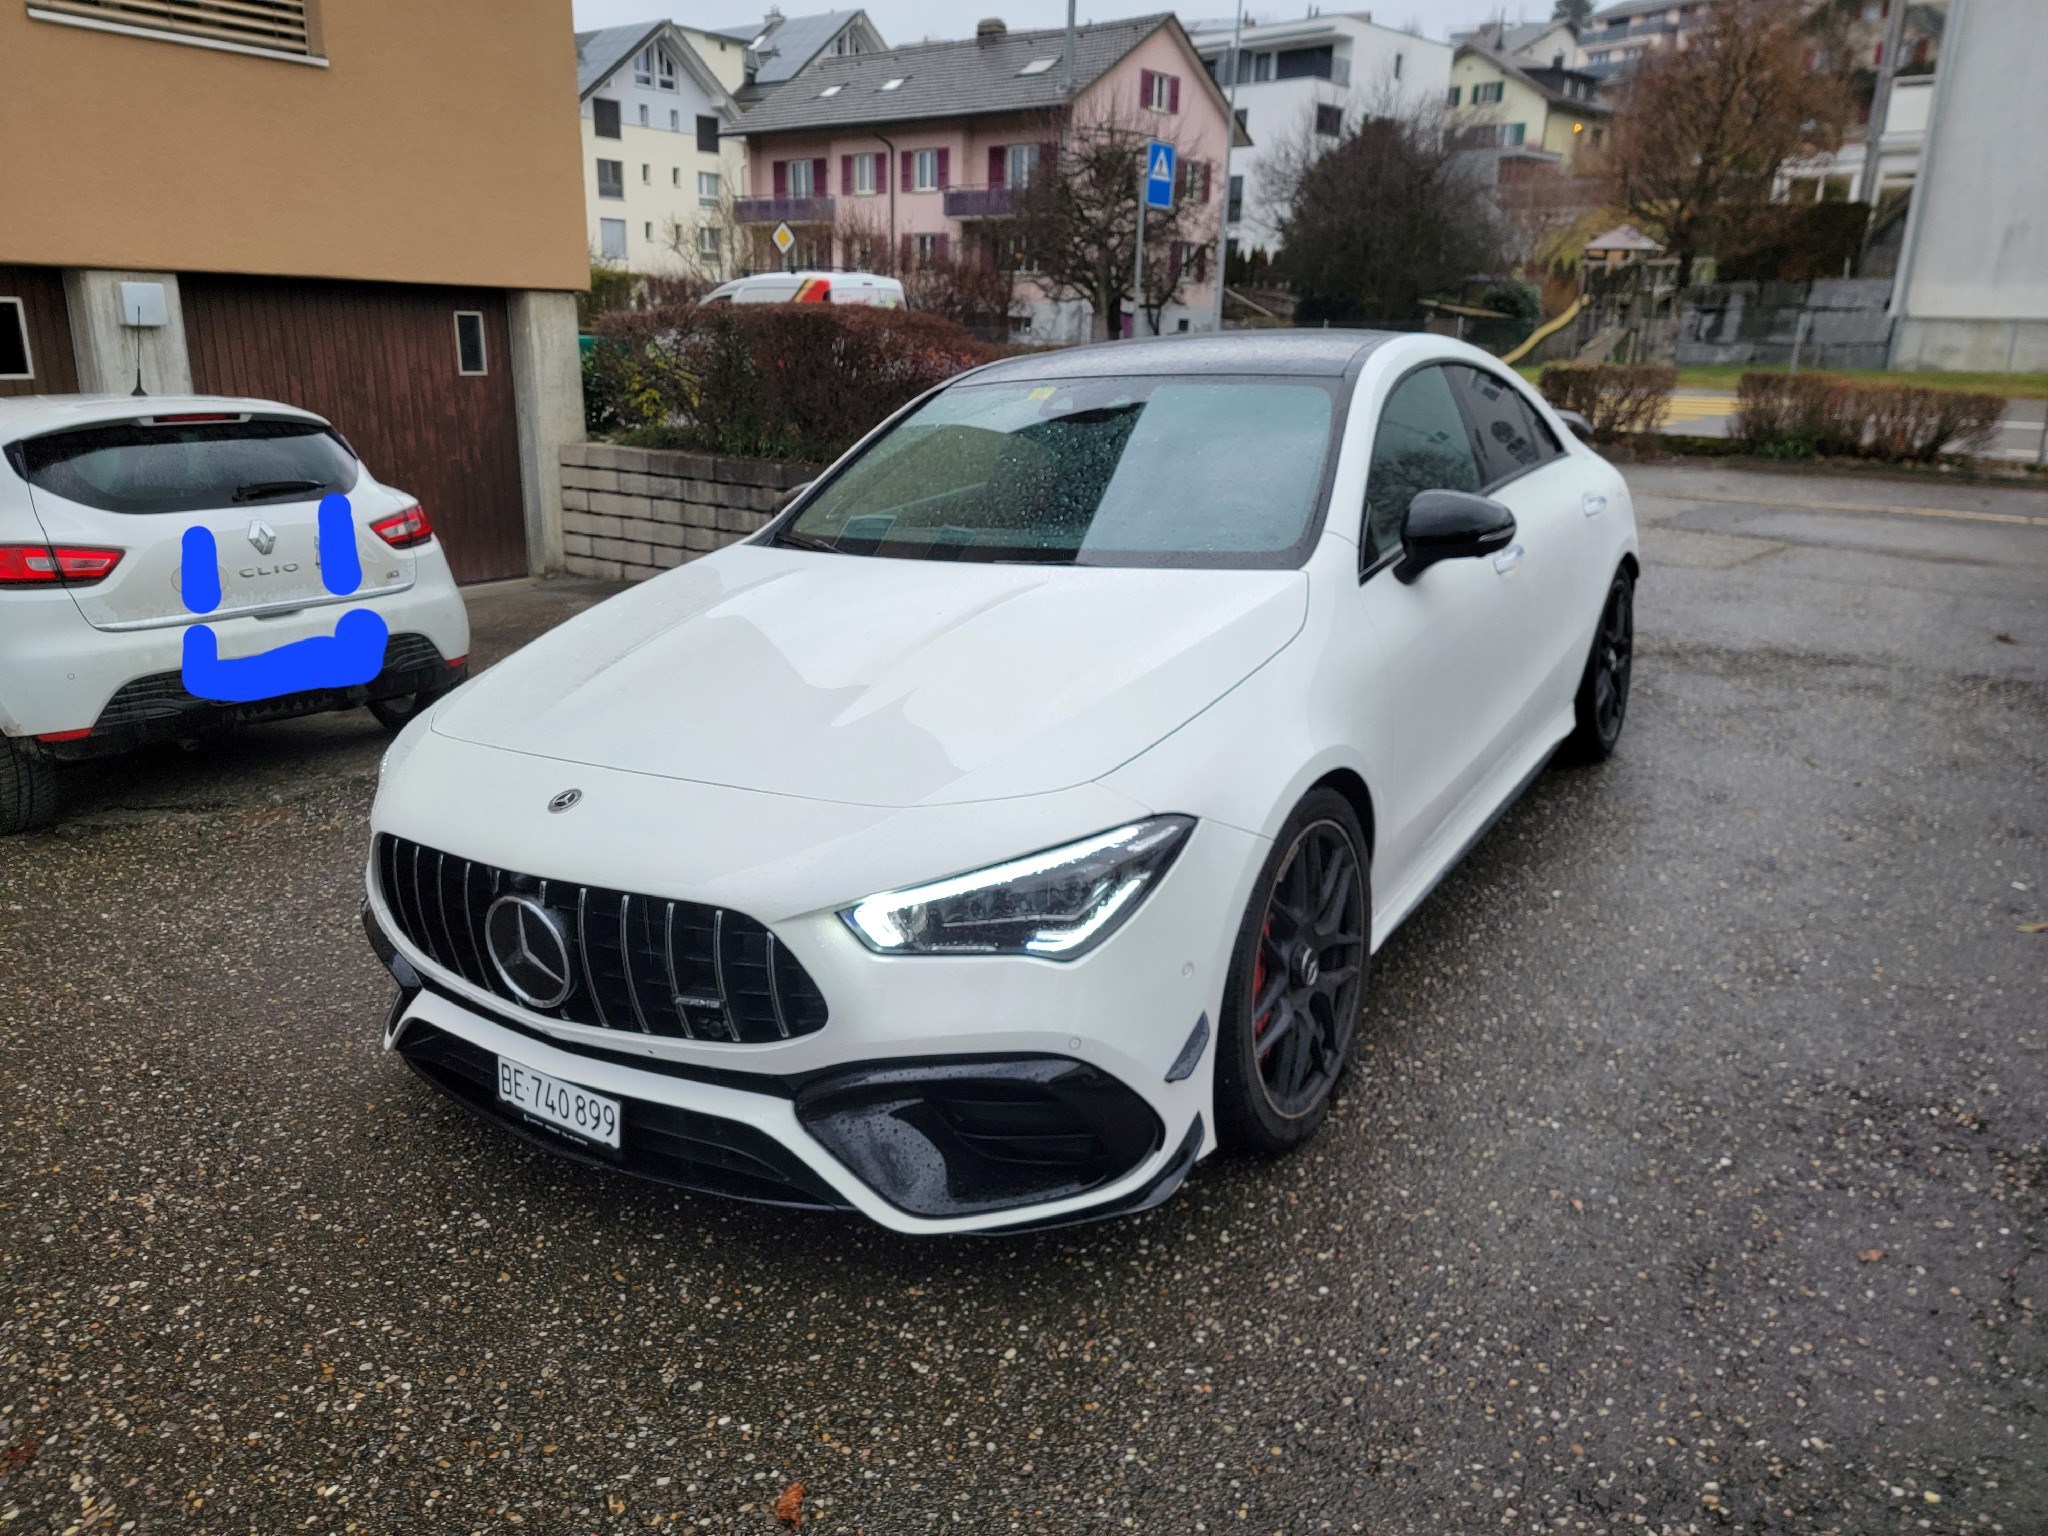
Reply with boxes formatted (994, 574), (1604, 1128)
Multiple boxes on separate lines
(1040, 140), (1058, 170)
(39, 0), (318, 56)
(1140, 68), (1154, 105)
(772, 160), (787, 196)
(899, 233), (913, 270)
(989, 145), (1006, 188)
(813, 158), (828, 194)
(1169, 74), (1181, 113)
(901, 150), (913, 192)
(842, 155), (854, 194)
(935, 233), (950, 264)
(936, 148), (950, 189)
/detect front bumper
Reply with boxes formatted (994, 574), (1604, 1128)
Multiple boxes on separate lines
(361, 745), (1263, 1234)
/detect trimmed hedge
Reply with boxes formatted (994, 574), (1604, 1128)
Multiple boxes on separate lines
(584, 304), (1005, 462)
(1732, 373), (2005, 462)
(1537, 363), (1677, 439)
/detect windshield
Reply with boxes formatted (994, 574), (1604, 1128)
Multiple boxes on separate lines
(12, 417), (360, 514)
(774, 375), (1341, 567)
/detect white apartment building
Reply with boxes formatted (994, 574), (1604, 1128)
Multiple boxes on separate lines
(1189, 13), (1452, 257)
(576, 21), (750, 278)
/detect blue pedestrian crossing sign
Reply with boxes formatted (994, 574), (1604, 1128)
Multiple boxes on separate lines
(1144, 140), (1177, 210)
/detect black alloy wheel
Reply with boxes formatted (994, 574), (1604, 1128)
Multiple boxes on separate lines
(1565, 567), (1635, 762)
(1215, 789), (1370, 1154)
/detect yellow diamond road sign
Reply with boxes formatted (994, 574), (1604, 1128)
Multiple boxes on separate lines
(772, 221), (796, 255)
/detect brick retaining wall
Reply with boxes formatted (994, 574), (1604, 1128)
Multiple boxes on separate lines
(558, 443), (819, 581)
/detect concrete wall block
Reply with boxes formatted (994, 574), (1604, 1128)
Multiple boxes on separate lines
(620, 560), (661, 581)
(1808, 278), (1893, 313)
(565, 554), (625, 580)
(592, 535), (652, 564)
(563, 510), (618, 537)
(683, 526), (723, 552)
(560, 487), (590, 512)
(649, 545), (687, 569)
(563, 532), (594, 556)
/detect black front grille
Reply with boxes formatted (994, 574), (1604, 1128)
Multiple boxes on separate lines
(375, 834), (829, 1045)
(397, 1021), (850, 1210)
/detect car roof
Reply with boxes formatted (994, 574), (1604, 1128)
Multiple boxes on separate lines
(0, 393), (326, 439)
(970, 329), (1406, 383)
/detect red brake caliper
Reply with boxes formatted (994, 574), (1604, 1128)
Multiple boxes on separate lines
(1252, 920), (1273, 1044)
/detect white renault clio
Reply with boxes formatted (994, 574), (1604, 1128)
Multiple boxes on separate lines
(363, 332), (1637, 1234)
(0, 395), (471, 832)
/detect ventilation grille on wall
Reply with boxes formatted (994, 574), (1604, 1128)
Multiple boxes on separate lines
(31, 0), (318, 58)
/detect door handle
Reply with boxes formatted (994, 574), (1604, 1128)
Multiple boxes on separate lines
(1582, 491), (1608, 518)
(1492, 543), (1525, 574)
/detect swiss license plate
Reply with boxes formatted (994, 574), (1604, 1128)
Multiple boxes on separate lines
(496, 1058), (621, 1149)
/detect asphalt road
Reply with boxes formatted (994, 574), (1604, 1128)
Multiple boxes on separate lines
(1, 463), (2042, 1535)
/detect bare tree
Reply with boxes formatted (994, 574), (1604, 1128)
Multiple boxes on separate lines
(1261, 97), (1503, 326)
(1009, 94), (1221, 342)
(658, 188), (747, 285)
(1607, 0), (1854, 286)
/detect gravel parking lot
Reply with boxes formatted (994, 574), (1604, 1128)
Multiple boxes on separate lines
(1, 462), (2041, 1535)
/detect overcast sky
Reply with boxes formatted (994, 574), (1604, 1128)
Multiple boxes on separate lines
(567, 0), (1546, 48)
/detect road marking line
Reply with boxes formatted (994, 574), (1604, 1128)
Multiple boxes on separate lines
(1636, 488), (2048, 527)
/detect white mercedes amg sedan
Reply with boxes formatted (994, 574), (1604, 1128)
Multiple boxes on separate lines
(362, 331), (1637, 1234)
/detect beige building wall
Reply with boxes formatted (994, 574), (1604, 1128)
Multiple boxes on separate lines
(0, 0), (588, 291)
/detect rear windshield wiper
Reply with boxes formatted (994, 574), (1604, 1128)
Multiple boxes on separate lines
(232, 479), (327, 503)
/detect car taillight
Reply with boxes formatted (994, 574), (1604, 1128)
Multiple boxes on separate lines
(0, 544), (125, 585)
(371, 504), (433, 549)
(794, 278), (832, 303)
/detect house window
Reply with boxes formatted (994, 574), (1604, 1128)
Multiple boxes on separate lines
(634, 44), (677, 90)
(673, 167), (681, 187)
(26, 0), (320, 60)
(638, 104), (649, 126)
(0, 299), (32, 380)
(593, 98), (621, 138)
(1394, 51), (1403, 79)
(786, 159), (814, 197)
(596, 159), (624, 198)
(1315, 103), (1342, 136)
(1144, 68), (1178, 111)
(1472, 81), (1504, 104)
(699, 170), (721, 205)
(640, 163), (650, 184)
(878, 76), (907, 92)
(913, 147), (939, 190)
(1227, 173), (1243, 223)
(1252, 52), (1273, 82)
(644, 221), (654, 239)
(1274, 45), (1333, 81)
(853, 152), (878, 194)
(699, 226), (721, 259)
(1007, 232), (1040, 274)
(670, 109), (680, 130)
(697, 115), (720, 154)
(1503, 122), (1526, 145)
(913, 232), (939, 265)
(599, 219), (627, 259)
(1007, 142), (1039, 189)
(1447, 84), (1462, 106)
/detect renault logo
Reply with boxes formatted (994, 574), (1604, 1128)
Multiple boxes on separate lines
(247, 519), (278, 556)
(484, 894), (575, 1009)
(548, 788), (582, 813)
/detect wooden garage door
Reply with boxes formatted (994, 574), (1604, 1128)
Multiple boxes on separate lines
(0, 265), (79, 398)
(182, 275), (527, 583)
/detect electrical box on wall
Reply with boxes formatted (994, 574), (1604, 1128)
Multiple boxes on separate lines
(120, 282), (170, 327)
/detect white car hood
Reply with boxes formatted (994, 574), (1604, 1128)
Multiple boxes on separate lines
(434, 543), (1307, 808)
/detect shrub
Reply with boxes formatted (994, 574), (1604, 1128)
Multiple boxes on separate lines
(1538, 363), (1678, 438)
(585, 303), (1004, 462)
(1734, 373), (2005, 463)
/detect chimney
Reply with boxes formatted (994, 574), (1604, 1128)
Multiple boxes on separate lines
(977, 17), (1006, 44)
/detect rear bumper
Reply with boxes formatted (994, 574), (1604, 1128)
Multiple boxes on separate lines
(41, 635), (466, 760)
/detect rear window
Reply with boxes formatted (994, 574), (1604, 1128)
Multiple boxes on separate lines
(9, 417), (359, 514)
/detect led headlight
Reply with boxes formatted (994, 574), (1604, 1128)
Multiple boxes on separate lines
(840, 816), (1195, 960)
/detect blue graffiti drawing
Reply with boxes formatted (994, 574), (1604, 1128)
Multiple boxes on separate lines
(179, 492), (389, 703)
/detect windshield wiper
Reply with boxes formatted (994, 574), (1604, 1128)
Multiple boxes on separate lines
(774, 529), (843, 554)
(232, 479), (326, 503)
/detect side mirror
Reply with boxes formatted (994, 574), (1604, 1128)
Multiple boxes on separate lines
(1555, 409), (1593, 439)
(1396, 490), (1516, 584)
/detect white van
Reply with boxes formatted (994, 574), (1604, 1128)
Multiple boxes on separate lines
(701, 271), (905, 308)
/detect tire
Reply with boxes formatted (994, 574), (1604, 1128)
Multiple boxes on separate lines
(1214, 788), (1371, 1155)
(1563, 566), (1635, 764)
(0, 737), (59, 836)
(367, 688), (450, 735)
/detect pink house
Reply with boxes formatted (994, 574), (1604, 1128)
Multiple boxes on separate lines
(729, 13), (1242, 341)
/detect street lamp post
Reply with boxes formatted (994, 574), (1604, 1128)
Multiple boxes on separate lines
(1210, 1), (1245, 333)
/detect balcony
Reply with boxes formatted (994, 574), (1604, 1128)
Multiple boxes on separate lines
(944, 186), (1016, 219)
(733, 195), (836, 225)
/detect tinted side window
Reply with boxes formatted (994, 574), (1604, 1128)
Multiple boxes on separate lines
(1451, 366), (1562, 487)
(1364, 366), (1482, 559)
